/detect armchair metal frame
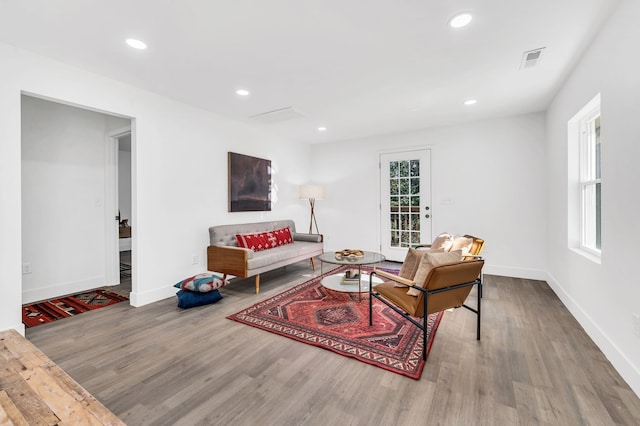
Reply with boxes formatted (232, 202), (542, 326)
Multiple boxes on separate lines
(369, 260), (483, 361)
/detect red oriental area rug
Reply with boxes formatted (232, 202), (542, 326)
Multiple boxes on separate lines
(227, 267), (443, 379)
(22, 289), (128, 328)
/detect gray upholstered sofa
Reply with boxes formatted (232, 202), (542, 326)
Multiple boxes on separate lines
(207, 220), (323, 293)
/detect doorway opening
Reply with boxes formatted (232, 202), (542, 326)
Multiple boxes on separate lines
(115, 131), (133, 295)
(21, 94), (135, 311)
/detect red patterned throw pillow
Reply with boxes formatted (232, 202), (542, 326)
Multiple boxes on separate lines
(236, 232), (269, 251)
(236, 228), (294, 251)
(272, 227), (293, 246)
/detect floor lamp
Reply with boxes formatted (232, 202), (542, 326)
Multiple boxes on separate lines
(299, 185), (325, 234)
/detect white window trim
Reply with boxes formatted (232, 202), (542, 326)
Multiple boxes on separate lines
(568, 93), (601, 263)
(579, 105), (601, 255)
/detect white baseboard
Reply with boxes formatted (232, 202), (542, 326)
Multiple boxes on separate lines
(129, 285), (177, 307)
(546, 272), (640, 398)
(22, 276), (106, 305)
(483, 264), (547, 281)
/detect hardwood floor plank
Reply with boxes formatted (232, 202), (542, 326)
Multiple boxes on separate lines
(0, 390), (29, 426)
(19, 366), (103, 425)
(616, 386), (640, 424)
(24, 262), (640, 425)
(572, 384), (617, 425)
(1, 330), (122, 425)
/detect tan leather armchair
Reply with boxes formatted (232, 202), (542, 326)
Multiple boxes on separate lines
(417, 233), (485, 296)
(462, 235), (485, 260)
(417, 234), (485, 260)
(369, 259), (484, 361)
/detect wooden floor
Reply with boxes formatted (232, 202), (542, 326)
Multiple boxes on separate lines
(26, 261), (640, 425)
(0, 329), (124, 425)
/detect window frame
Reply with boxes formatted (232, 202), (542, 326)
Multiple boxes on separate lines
(579, 107), (601, 256)
(568, 93), (601, 261)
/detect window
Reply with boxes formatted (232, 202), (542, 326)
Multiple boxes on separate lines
(580, 111), (601, 252)
(568, 93), (601, 259)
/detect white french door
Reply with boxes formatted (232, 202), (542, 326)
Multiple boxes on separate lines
(380, 150), (432, 261)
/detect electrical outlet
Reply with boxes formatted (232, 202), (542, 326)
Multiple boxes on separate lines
(633, 313), (640, 338)
(22, 263), (32, 274)
(191, 255), (199, 265)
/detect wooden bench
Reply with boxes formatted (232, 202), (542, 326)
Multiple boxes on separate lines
(0, 329), (124, 425)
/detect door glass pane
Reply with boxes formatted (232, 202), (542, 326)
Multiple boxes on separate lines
(390, 161), (398, 178)
(390, 230), (399, 246)
(399, 161), (409, 177)
(390, 214), (399, 230)
(410, 160), (419, 177)
(411, 231), (421, 245)
(390, 179), (398, 195)
(399, 179), (409, 195)
(411, 214), (420, 230)
(400, 231), (409, 247)
(411, 178), (419, 194)
(387, 156), (423, 248)
(401, 214), (409, 230)
(390, 196), (399, 210)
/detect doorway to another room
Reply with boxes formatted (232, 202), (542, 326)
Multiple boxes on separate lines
(116, 131), (133, 296)
(21, 95), (134, 320)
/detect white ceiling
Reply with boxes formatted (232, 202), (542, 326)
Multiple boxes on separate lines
(0, 0), (619, 143)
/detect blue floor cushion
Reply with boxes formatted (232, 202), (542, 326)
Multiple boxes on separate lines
(176, 289), (223, 309)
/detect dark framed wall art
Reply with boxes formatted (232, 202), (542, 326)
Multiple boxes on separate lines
(228, 152), (272, 212)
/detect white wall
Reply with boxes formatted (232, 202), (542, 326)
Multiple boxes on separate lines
(0, 41), (311, 333)
(0, 45), (23, 334)
(21, 96), (129, 303)
(311, 113), (548, 279)
(545, 0), (640, 396)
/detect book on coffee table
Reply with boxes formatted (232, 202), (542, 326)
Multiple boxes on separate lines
(341, 270), (360, 285)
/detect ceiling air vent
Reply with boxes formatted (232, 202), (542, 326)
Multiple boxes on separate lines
(249, 106), (305, 124)
(520, 47), (546, 69)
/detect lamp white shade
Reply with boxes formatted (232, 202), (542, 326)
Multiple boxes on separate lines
(299, 185), (325, 200)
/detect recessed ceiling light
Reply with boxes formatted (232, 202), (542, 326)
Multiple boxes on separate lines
(464, 99), (477, 105)
(236, 89), (250, 96)
(125, 38), (147, 50)
(449, 13), (473, 28)
(317, 126), (327, 132)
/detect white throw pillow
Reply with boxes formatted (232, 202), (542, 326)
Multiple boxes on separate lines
(430, 232), (454, 251)
(450, 236), (474, 256)
(407, 250), (463, 296)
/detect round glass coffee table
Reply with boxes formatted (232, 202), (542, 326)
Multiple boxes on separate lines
(318, 251), (386, 299)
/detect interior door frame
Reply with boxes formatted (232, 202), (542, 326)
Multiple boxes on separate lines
(105, 126), (131, 286)
(378, 147), (432, 261)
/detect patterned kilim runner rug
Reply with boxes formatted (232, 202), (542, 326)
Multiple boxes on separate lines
(227, 266), (443, 379)
(22, 289), (128, 328)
